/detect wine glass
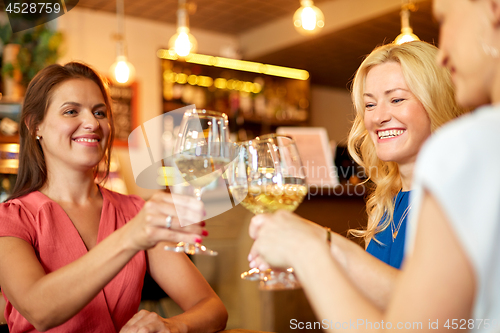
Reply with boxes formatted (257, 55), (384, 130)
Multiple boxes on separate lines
(227, 134), (307, 289)
(166, 109), (236, 256)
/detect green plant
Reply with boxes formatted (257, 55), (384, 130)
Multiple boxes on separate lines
(0, 23), (63, 87)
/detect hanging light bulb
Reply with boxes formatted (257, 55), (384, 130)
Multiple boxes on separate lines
(394, 1), (420, 45)
(293, 0), (325, 35)
(169, 0), (198, 57)
(110, 54), (136, 85)
(169, 27), (198, 57)
(109, 0), (135, 86)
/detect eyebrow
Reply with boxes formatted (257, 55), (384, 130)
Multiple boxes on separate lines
(60, 102), (107, 109)
(363, 88), (409, 98)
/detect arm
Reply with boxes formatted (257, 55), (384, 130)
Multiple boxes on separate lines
(249, 215), (399, 309)
(0, 291), (5, 325)
(120, 244), (228, 333)
(0, 192), (206, 331)
(329, 231), (399, 310)
(251, 191), (475, 332)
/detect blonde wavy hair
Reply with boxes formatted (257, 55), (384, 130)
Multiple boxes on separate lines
(348, 41), (467, 244)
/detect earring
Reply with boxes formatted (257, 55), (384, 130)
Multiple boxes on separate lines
(36, 135), (41, 140)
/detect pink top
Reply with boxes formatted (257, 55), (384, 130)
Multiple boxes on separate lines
(0, 187), (146, 333)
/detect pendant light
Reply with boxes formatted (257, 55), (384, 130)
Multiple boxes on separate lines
(394, 0), (420, 45)
(293, 0), (325, 35)
(168, 0), (198, 58)
(109, 0), (136, 86)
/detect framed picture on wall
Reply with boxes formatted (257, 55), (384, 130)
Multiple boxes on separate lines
(276, 127), (339, 188)
(108, 81), (138, 147)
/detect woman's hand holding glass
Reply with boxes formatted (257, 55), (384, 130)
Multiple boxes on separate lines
(124, 191), (207, 251)
(248, 211), (329, 270)
(167, 109), (239, 255)
(227, 134), (307, 289)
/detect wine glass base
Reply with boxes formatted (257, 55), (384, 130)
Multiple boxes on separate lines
(164, 242), (218, 256)
(241, 268), (301, 290)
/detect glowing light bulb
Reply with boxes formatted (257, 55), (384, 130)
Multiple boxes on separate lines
(174, 31), (192, 57)
(169, 27), (198, 57)
(394, 27), (420, 45)
(293, 0), (324, 35)
(394, 6), (420, 45)
(301, 7), (316, 31)
(109, 55), (136, 86)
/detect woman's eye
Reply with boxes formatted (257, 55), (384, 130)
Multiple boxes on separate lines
(94, 110), (107, 118)
(365, 103), (375, 109)
(392, 98), (404, 104)
(64, 109), (77, 115)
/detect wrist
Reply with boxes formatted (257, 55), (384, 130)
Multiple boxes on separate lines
(295, 232), (331, 265)
(115, 222), (141, 254)
(163, 317), (188, 333)
(292, 236), (332, 282)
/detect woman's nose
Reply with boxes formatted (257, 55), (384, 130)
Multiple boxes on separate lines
(82, 111), (100, 131)
(372, 104), (391, 125)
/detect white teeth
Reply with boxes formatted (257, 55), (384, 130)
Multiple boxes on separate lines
(75, 138), (98, 143)
(377, 130), (405, 139)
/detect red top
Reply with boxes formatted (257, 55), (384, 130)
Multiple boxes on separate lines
(0, 187), (146, 333)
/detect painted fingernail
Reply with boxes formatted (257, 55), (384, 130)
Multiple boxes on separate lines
(202, 230), (209, 237)
(248, 253), (253, 261)
(249, 260), (256, 268)
(203, 210), (207, 217)
(201, 221), (206, 227)
(259, 263), (267, 270)
(195, 238), (202, 244)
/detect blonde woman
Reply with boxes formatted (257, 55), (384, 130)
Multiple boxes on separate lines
(248, 41), (467, 310)
(348, 40), (465, 269)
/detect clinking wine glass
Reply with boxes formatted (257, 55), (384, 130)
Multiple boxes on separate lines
(166, 109), (236, 256)
(227, 134), (307, 289)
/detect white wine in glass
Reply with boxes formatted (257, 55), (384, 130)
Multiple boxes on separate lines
(174, 155), (230, 198)
(232, 179), (307, 214)
(227, 134), (307, 289)
(166, 109), (238, 256)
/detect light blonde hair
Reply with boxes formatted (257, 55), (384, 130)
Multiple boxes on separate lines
(348, 41), (468, 243)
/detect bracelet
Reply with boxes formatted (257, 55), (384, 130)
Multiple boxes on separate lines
(325, 227), (332, 246)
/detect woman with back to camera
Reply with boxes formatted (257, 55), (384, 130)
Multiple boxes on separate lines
(248, 0), (500, 330)
(0, 62), (227, 333)
(248, 40), (467, 310)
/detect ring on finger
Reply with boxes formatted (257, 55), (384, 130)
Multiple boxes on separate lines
(165, 215), (173, 229)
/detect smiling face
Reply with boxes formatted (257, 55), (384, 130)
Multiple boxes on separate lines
(363, 62), (432, 166)
(434, 0), (496, 108)
(37, 78), (111, 173)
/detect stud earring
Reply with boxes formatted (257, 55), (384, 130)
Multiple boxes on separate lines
(36, 136), (41, 140)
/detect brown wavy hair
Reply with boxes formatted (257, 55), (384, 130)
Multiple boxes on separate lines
(348, 41), (468, 244)
(8, 62), (115, 201)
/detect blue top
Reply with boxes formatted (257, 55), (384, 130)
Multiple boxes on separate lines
(366, 191), (411, 269)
